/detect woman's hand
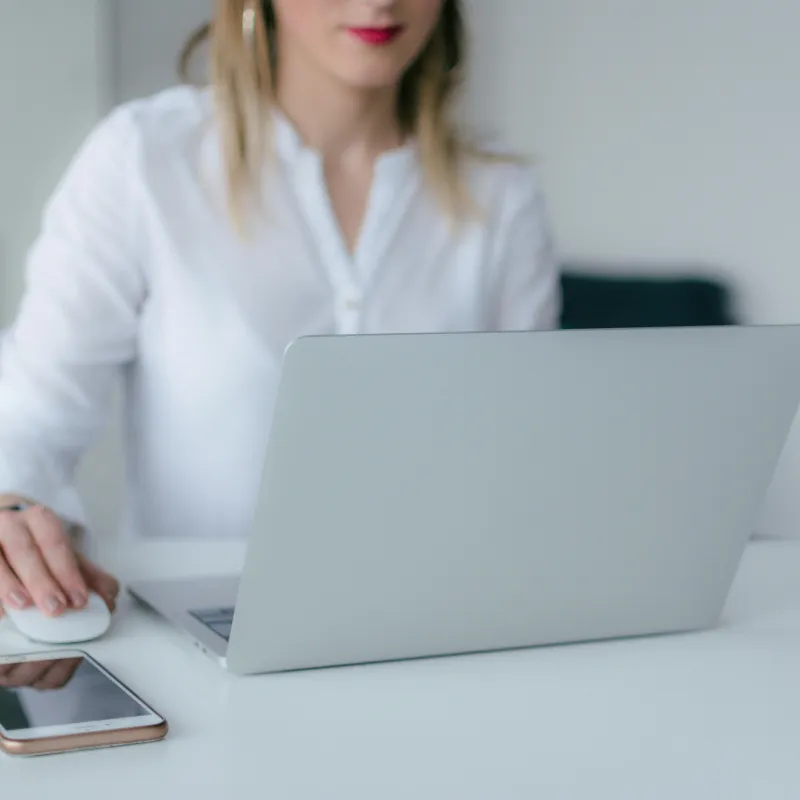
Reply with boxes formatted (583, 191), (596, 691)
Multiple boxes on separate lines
(0, 501), (119, 619)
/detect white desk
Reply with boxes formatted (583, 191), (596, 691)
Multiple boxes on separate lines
(2, 540), (799, 799)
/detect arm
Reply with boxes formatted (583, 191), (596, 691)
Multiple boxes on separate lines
(0, 106), (146, 515)
(0, 107), (145, 614)
(485, 165), (562, 332)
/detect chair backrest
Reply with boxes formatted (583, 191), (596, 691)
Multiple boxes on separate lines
(560, 270), (735, 330)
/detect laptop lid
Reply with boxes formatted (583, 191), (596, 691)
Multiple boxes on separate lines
(227, 326), (800, 674)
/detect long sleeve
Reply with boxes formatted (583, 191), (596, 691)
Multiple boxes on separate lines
(0, 107), (146, 523)
(486, 165), (562, 332)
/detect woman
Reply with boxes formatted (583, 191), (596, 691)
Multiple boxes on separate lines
(0, 0), (559, 619)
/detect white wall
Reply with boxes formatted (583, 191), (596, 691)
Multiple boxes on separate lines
(110, 0), (211, 104)
(465, 0), (800, 538)
(0, 0), (106, 323)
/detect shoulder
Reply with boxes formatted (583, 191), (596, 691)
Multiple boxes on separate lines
(76, 86), (214, 171)
(455, 128), (547, 216)
(121, 85), (212, 136)
(466, 139), (544, 200)
(108, 85), (213, 159)
(42, 86), (217, 243)
(461, 144), (548, 232)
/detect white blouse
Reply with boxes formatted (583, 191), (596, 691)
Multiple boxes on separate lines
(0, 86), (560, 541)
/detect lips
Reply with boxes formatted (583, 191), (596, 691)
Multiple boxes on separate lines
(348, 26), (404, 46)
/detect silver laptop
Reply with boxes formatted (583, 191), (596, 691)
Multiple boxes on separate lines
(129, 325), (800, 675)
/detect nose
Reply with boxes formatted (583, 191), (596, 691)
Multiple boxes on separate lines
(361, 0), (396, 9)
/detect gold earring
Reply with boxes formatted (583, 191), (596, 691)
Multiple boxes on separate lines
(242, 1), (257, 45)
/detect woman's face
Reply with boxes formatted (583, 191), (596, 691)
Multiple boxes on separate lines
(271, 0), (445, 90)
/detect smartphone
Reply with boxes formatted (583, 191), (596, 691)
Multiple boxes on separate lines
(0, 650), (167, 756)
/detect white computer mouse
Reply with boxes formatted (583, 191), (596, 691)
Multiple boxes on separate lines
(3, 592), (112, 644)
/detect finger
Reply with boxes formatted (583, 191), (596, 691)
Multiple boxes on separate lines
(1, 523), (66, 617)
(0, 521), (32, 611)
(26, 506), (88, 609)
(0, 556), (31, 610)
(32, 658), (80, 691)
(78, 555), (120, 612)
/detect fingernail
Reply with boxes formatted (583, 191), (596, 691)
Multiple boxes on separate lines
(45, 596), (64, 614)
(8, 591), (30, 610)
(70, 592), (87, 609)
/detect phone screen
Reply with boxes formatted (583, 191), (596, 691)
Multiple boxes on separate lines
(0, 655), (150, 732)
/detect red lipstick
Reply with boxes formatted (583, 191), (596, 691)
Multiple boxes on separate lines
(348, 26), (404, 46)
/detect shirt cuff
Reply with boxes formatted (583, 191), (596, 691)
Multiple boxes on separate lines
(0, 452), (87, 533)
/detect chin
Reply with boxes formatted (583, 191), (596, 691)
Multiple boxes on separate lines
(349, 76), (405, 91)
(338, 64), (408, 91)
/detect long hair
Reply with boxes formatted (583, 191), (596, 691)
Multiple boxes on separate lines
(180, 0), (475, 228)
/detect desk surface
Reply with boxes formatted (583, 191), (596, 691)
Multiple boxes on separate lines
(2, 540), (799, 800)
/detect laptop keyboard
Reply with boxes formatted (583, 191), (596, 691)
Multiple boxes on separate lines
(190, 607), (235, 641)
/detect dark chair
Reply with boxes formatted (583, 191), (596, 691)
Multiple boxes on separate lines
(559, 269), (736, 330)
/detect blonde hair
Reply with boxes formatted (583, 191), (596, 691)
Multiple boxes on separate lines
(180, 0), (477, 228)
